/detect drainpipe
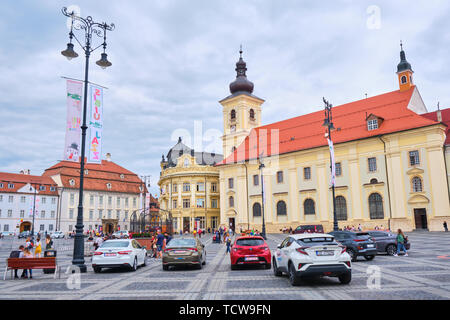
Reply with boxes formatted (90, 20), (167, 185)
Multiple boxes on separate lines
(244, 163), (250, 231)
(444, 145), (450, 202)
(379, 136), (393, 231)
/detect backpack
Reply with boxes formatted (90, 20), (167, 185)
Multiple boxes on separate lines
(9, 250), (21, 258)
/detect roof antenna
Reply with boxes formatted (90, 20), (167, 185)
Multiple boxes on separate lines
(400, 40), (403, 51)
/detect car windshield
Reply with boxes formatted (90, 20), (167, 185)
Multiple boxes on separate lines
(167, 239), (196, 247)
(100, 241), (130, 248)
(297, 237), (338, 246)
(236, 238), (265, 246)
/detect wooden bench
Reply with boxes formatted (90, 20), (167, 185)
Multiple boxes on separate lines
(3, 257), (61, 280)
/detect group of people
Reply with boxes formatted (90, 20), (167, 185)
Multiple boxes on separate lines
(148, 230), (172, 258)
(10, 234), (53, 279)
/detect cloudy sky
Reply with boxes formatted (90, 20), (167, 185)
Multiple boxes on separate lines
(0, 0), (449, 195)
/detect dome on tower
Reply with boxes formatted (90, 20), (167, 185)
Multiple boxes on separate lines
(229, 47), (254, 94)
(397, 42), (413, 73)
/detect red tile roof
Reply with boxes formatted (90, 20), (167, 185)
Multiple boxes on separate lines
(43, 159), (146, 194)
(422, 108), (450, 145)
(217, 87), (439, 165)
(0, 172), (59, 195)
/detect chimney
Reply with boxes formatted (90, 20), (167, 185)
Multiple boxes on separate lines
(106, 153), (111, 162)
(437, 102), (442, 122)
(27, 169), (30, 175)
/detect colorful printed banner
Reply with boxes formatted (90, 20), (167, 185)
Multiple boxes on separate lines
(64, 80), (83, 162)
(327, 138), (336, 186)
(87, 85), (103, 163)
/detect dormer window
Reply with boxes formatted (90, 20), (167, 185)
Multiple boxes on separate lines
(184, 158), (189, 167)
(249, 109), (255, 121)
(69, 179), (75, 186)
(367, 119), (378, 130)
(366, 114), (383, 131)
(106, 183), (112, 189)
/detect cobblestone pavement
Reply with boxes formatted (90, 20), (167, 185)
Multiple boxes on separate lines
(0, 232), (449, 300)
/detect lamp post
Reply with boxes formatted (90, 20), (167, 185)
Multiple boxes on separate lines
(322, 97), (338, 232)
(258, 158), (267, 240)
(30, 182), (40, 240)
(61, 7), (114, 272)
(140, 175), (151, 232)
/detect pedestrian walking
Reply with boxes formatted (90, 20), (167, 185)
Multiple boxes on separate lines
(444, 221), (448, 232)
(394, 229), (408, 256)
(34, 237), (42, 258)
(226, 233), (232, 254)
(156, 230), (166, 259)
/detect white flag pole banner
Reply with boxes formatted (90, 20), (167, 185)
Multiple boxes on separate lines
(88, 84), (103, 163)
(64, 80), (83, 162)
(327, 138), (336, 187)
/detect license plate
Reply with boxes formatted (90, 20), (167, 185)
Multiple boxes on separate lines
(245, 256), (258, 261)
(316, 251), (334, 256)
(175, 257), (184, 260)
(367, 244), (374, 248)
(104, 253), (116, 257)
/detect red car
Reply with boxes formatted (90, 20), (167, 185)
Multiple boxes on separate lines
(230, 236), (271, 270)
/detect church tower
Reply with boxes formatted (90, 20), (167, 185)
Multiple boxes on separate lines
(219, 47), (264, 158)
(397, 42), (414, 92)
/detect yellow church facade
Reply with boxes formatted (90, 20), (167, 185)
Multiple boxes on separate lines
(216, 46), (450, 233)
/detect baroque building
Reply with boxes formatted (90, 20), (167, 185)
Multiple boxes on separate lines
(43, 154), (145, 234)
(158, 137), (223, 232)
(217, 46), (450, 232)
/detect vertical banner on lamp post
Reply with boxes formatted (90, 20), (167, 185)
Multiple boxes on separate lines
(64, 80), (83, 162)
(327, 138), (336, 187)
(88, 85), (103, 163)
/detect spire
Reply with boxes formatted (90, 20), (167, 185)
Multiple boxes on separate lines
(397, 41), (412, 73)
(229, 46), (254, 94)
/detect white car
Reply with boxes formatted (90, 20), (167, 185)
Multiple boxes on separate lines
(272, 233), (352, 286)
(50, 231), (65, 239)
(112, 230), (130, 239)
(92, 239), (147, 273)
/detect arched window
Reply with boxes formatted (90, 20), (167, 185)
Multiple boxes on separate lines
(277, 201), (287, 216)
(370, 178), (378, 184)
(304, 199), (315, 215)
(184, 158), (189, 167)
(253, 203), (261, 217)
(369, 193), (384, 219)
(249, 109), (255, 120)
(230, 109), (236, 120)
(412, 176), (423, 192)
(229, 196), (234, 208)
(335, 196), (347, 221)
(401, 75), (407, 84)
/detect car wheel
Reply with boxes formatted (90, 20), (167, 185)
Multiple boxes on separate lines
(93, 267), (101, 273)
(364, 255), (375, 261)
(197, 260), (203, 270)
(130, 257), (137, 272)
(347, 249), (357, 262)
(163, 265), (169, 271)
(338, 272), (351, 284)
(273, 258), (282, 277)
(202, 252), (206, 265)
(288, 262), (301, 286)
(386, 244), (396, 256)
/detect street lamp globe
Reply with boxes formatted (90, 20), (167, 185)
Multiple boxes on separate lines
(61, 43), (78, 60)
(96, 52), (112, 69)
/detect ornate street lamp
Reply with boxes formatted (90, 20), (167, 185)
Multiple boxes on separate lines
(258, 157), (267, 240)
(61, 7), (114, 272)
(322, 97), (338, 231)
(29, 182), (40, 240)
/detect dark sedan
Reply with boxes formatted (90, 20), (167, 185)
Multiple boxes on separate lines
(329, 231), (378, 262)
(366, 231), (410, 255)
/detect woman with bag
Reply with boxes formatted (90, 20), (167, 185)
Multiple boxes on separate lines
(394, 229), (408, 257)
